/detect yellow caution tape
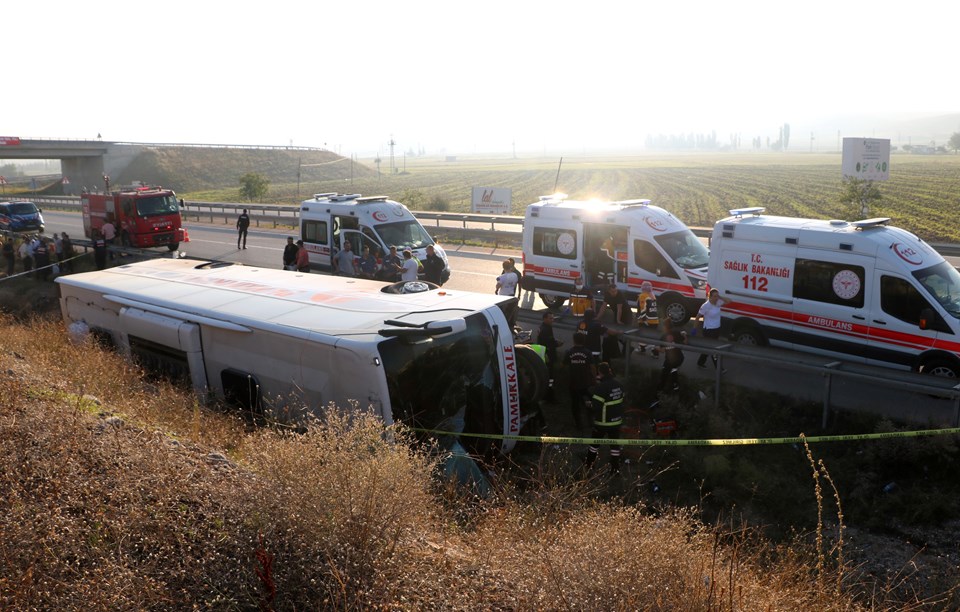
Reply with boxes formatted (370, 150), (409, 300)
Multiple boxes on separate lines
(413, 427), (960, 446)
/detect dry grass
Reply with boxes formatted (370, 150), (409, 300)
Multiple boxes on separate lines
(0, 314), (935, 610)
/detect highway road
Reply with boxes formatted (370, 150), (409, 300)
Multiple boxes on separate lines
(39, 210), (960, 429)
(42, 210), (512, 296)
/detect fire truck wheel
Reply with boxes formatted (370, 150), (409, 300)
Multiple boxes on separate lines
(539, 293), (566, 312)
(516, 344), (549, 406)
(167, 243), (180, 251)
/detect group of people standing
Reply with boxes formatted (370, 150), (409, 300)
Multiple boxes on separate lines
(273, 233), (445, 286)
(0, 230), (76, 279)
(534, 284), (728, 475)
(236, 210), (448, 285)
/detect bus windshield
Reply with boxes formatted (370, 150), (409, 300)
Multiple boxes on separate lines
(654, 230), (710, 270)
(376, 220), (434, 251)
(914, 261), (960, 319)
(136, 195), (179, 217)
(379, 312), (503, 446)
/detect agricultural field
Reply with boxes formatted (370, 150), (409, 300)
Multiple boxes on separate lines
(270, 152), (960, 242)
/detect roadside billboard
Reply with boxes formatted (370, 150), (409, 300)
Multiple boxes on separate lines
(471, 187), (512, 215)
(842, 137), (890, 181)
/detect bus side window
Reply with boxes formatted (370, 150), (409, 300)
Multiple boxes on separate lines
(221, 369), (263, 420)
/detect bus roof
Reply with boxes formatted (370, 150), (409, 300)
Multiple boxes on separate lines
(56, 259), (512, 341)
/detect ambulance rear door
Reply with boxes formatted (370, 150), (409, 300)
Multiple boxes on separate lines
(301, 211), (334, 272)
(525, 220), (584, 296)
(710, 237), (797, 347)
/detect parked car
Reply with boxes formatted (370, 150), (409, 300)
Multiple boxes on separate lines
(0, 200), (45, 232)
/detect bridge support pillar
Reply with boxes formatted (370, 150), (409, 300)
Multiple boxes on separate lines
(61, 156), (106, 194)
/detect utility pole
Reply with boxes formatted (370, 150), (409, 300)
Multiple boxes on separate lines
(388, 136), (396, 175)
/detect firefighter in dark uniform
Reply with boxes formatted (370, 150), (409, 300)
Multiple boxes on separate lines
(584, 361), (625, 474)
(563, 332), (596, 429)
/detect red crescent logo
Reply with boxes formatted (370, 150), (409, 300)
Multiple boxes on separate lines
(891, 242), (923, 266)
(644, 216), (667, 232)
(372, 211), (388, 222)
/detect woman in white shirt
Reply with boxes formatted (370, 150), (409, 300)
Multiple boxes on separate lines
(401, 249), (420, 281)
(694, 288), (727, 368)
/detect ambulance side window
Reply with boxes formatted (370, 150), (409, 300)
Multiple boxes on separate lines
(793, 259), (864, 308)
(533, 227), (577, 260)
(880, 276), (935, 327)
(634, 240), (679, 279)
(302, 220), (328, 245)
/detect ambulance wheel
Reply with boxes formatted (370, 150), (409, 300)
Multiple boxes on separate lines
(732, 324), (766, 346)
(167, 243), (180, 251)
(516, 344), (549, 406)
(540, 294), (565, 312)
(920, 358), (960, 379)
(659, 296), (690, 326)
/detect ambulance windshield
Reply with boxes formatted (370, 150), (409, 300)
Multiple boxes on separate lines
(914, 261), (960, 319)
(379, 312), (504, 446)
(376, 220), (434, 251)
(135, 195), (180, 217)
(654, 230), (710, 269)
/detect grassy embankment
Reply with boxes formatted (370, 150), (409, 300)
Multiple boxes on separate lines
(2, 307), (948, 610)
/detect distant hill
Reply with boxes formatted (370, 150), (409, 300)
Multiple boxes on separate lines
(112, 146), (376, 193)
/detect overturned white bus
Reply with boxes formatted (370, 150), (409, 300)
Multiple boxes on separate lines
(56, 258), (545, 451)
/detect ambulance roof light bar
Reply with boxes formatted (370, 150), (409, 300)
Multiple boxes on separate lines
(852, 217), (892, 230)
(614, 198), (651, 209)
(330, 193), (362, 202)
(728, 207), (766, 218)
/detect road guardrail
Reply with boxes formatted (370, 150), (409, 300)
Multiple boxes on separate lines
(16, 195), (960, 256)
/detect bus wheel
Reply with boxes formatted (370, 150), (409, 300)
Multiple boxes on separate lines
(540, 294), (565, 312)
(659, 296), (690, 326)
(732, 324), (766, 346)
(516, 344), (549, 406)
(920, 358), (960, 378)
(167, 243), (180, 251)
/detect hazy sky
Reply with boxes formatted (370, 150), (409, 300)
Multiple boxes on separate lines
(6, 1), (958, 155)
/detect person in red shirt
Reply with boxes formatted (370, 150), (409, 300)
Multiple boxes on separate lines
(295, 240), (310, 272)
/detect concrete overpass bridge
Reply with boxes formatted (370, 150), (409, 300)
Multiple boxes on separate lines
(0, 138), (145, 194)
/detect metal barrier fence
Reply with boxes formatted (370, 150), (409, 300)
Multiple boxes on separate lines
(513, 309), (960, 429)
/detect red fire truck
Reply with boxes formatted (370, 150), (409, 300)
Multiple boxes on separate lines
(82, 185), (188, 251)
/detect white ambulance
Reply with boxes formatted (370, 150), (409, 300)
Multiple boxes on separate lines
(520, 194), (709, 324)
(709, 207), (960, 378)
(299, 193), (449, 281)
